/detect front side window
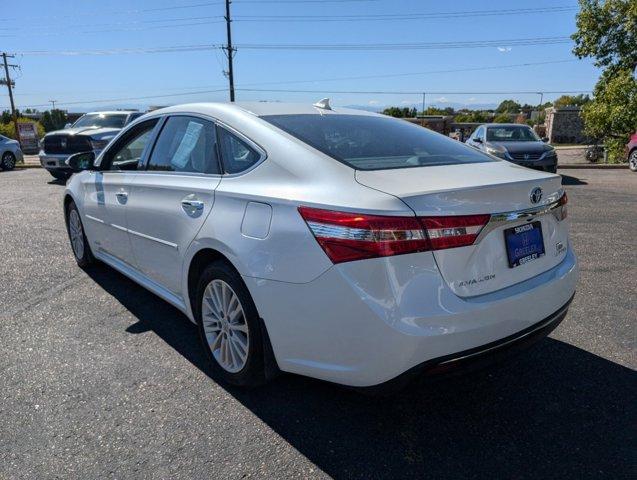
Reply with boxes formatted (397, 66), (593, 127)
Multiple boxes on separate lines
(261, 114), (493, 170)
(486, 126), (540, 142)
(101, 119), (159, 171)
(73, 113), (128, 129)
(217, 127), (262, 174)
(147, 116), (220, 174)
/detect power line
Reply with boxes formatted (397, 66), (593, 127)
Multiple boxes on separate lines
(11, 88), (594, 110)
(16, 88), (229, 109)
(235, 37), (573, 51)
(0, 6), (577, 33)
(0, 0), (380, 23)
(236, 88), (593, 95)
(8, 59), (579, 97)
(235, 6), (578, 22)
(13, 36), (573, 56)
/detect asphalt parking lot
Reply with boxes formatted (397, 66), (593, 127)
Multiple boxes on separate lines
(1, 168), (635, 479)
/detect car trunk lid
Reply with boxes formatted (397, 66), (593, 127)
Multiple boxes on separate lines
(356, 161), (568, 297)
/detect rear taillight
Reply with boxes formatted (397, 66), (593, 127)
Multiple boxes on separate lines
(298, 207), (430, 264)
(298, 206), (490, 264)
(557, 191), (568, 220)
(419, 214), (491, 250)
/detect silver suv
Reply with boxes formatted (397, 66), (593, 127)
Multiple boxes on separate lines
(39, 110), (144, 180)
(466, 124), (558, 173)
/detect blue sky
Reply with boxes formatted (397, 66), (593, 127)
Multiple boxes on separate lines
(1, 0), (599, 112)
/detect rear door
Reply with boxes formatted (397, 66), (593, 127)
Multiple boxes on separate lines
(125, 115), (221, 296)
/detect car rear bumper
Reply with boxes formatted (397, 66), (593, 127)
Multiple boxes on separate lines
(245, 246), (578, 387)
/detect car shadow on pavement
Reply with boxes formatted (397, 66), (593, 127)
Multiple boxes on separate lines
(86, 266), (634, 480)
(561, 174), (588, 186)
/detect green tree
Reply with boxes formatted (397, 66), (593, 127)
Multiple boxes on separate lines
(382, 106), (417, 118)
(454, 110), (490, 123)
(0, 117), (45, 140)
(581, 69), (637, 160)
(423, 106), (454, 115)
(496, 99), (522, 113)
(40, 109), (68, 132)
(553, 94), (591, 108)
(572, 0), (637, 161)
(572, 0), (637, 72)
(494, 113), (512, 123)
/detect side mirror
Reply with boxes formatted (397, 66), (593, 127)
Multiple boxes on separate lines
(64, 123), (72, 129)
(66, 151), (96, 172)
(542, 137), (549, 143)
(474, 137), (483, 143)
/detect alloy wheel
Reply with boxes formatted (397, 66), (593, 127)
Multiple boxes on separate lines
(201, 279), (250, 373)
(630, 151), (637, 172)
(2, 152), (15, 169)
(68, 209), (85, 260)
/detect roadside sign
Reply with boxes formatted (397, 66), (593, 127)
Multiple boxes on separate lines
(17, 122), (39, 153)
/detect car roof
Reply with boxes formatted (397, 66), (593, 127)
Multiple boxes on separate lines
(147, 101), (381, 118)
(481, 123), (531, 128)
(83, 111), (138, 115)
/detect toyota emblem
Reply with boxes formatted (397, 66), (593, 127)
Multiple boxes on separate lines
(530, 187), (543, 204)
(524, 153), (530, 160)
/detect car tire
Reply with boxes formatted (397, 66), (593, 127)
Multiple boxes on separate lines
(65, 201), (95, 268)
(629, 150), (637, 172)
(50, 170), (71, 181)
(195, 260), (269, 387)
(1, 151), (16, 171)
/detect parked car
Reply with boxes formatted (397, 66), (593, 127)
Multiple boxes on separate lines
(466, 123), (558, 173)
(626, 131), (637, 172)
(63, 102), (578, 390)
(39, 110), (145, 180)
(0, 134), (23, 171)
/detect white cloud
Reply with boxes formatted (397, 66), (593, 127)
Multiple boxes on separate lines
(368, 100), (380, 105)
(435, 97), (448, 103)
(400, 100), (416, 105)
(497, 47), (512, 52)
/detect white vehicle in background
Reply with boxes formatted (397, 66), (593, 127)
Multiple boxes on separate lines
(62, 101), (578, 390)
(39, 110), (144, 180)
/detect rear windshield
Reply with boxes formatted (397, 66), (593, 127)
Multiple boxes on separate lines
(261, 114), (494, 170)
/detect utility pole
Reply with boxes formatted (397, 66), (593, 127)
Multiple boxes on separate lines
(49, 100), (57, 110)
(1, 52), (19, 142)
(222, 0), (236, 102)
(421, 92), (426, 115)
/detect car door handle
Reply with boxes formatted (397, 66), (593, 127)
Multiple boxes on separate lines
(115, 191), (128, 198)
(181, 200), (204, 211)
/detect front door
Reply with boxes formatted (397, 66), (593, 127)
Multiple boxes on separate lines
(125, 115), (221, 296)
(81, 119), (160, 266)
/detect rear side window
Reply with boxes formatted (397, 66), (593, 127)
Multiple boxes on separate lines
(262, 114), (494, 170)
(148, 116), (221, 174)
(217, 127), (262, 174)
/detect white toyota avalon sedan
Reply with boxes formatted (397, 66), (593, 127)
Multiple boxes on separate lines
(63, 101), (578, 390)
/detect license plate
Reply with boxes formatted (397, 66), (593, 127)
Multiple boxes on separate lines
(504, 221), (545, 268)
